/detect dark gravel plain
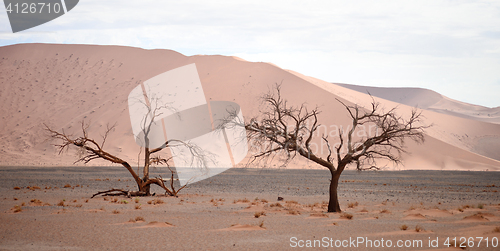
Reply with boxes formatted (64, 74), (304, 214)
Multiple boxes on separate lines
(1, 166), (498, 206)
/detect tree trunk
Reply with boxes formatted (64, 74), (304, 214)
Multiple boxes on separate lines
(328, 170), (342, 212)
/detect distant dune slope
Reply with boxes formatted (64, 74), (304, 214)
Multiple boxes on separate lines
(336, 83), (500, 124)
(0, 43), (499, 171)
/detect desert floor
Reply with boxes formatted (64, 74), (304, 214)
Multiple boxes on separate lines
(1, 167), (499, 250)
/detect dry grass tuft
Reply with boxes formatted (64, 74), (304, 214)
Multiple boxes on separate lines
(340, 212), (353, 220)
(286, 200), (299, 204)
(135, 205), (141, 210)
(259, 220), (265, 228)
(310, 212), (328, 218)
(415, 225), (424, 232)
(85, 199), (89, 203)
(400, 224), (408, 231)
(135, 216), (145, 222)
(347, 202), (359, 208)
(112, 210), (120, 214)
(57, 200), (65, 207)
(409, 205), (416, 210)
(233, 198), (250, 204)
(494, 226), (500, 233)
(13, 186), (20, 190)
(254, 211), (266, 218)
(75, 204), (83, 208)
(477, 203), (484, 209)
(380, 209), (391, 214)
(134, 198), (140, 204)
(120, 200), (129, 204)
(261, 199), (268, 203)
(111, 198), (118, 203)
(63, 184), (71, 188)
(287, 209), (300, 215)
(12, 205), (22, 213)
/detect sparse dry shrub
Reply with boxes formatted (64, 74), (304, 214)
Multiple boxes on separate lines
(134, 198), (140, 204)
(287, 209), (300, 215)
(112, 210), (120, 214)
(478, 203), (484, 209)
(21, 202), (25, 206)
(381, 201), (387, 206)
(120, 200), (129, 204)
(128, 218), (136, 223)
(13, 197), (18, 200)
(360, 208), (368, 213)
(147, 200), (152, 204)
(30, 199), (43, 205)
(85, 199), (89, 203)
(135, 205), (141, 210)
(415, 225), (424, 232)
(63, 184), (71, 188)
(13, 186), (20, 190)
(380, 209), (391, 214)
(494, 226), (500, 233)
(135, 216), (145, 222)
(409, 205), (416, 210)
(103, 197), (109, 201)
(57, 200), (65, 207)
(241, 198), (249, 203)
(100, 206), (105, 211)
(72, 200), (77, 203)
(75, 204), (83, 208)
(332, 222), (338, 226)
(259, 220), (265, 228)
(462, 204), (470, 209)
(400, 224), (408, 231)
(286, 200), (299, 204)
(458, 208), (464, 212)
(261, 199), (268, 203)
(270, 203), (283, 208)
(340, 212), (353, 220)
(32, 186), (41, 190)
(254, 211), (266, 218)
(111, 198), (118, 203)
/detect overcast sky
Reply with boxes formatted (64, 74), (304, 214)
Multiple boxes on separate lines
(1, 0), (499, 107)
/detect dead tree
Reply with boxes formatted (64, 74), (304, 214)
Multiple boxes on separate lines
(240, 84), (428, 212)
(46, 93), (209, 198)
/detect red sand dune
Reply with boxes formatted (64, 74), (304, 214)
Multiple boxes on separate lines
(0, 43), (499, 170)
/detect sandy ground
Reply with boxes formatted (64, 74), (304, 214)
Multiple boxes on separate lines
(1, 167), (499, 250)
